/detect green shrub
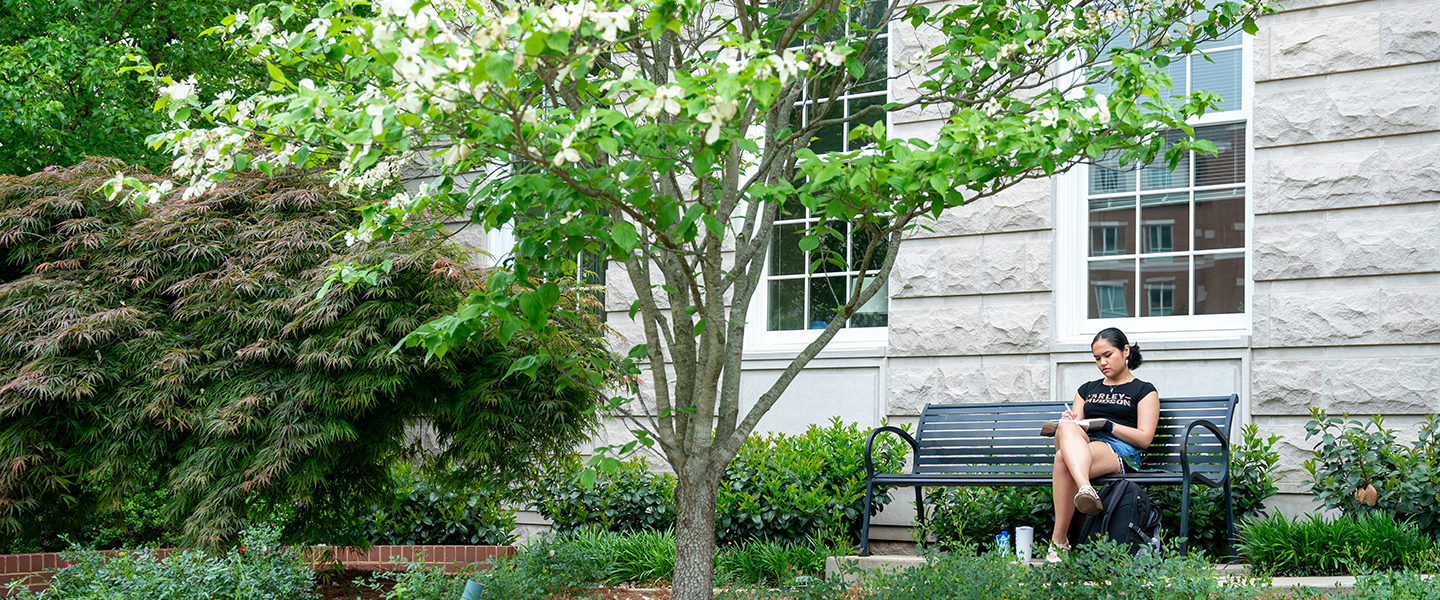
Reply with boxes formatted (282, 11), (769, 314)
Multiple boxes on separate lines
(717, 418), (908, 546)
(534, 457), (676, 534)
(1305, 410), (1440, 537)
(1237, 512), (1440, 576)
(363, 464), (517, 546)
(1145, 422), (1281, 557)
(368, 555), (479, 600)
(923, 486), (1055, 552)
(7, 526), (314, 600)
(1348, 570), (1440, 600)
(1024, 539), (1261, 600)
(715, 539), (838, 585)
(534, 419), (908, 546)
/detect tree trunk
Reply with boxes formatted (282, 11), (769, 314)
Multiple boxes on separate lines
(671, 463), (721, 600)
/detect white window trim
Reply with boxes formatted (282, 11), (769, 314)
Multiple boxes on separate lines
(745, 14), (893, 353)
(1055, 35), (1254, 345)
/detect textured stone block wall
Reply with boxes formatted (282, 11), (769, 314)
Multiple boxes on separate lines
(1251, 0), (1440, 492)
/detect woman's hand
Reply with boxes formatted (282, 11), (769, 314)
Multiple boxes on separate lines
(1060, 407), (1079, 420)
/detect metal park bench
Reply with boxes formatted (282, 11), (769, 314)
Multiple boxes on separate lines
(859, 395), (1238, 557)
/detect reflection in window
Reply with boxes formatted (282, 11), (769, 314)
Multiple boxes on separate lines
(1086, 123), (1247, 319)
(768, 209), (889, 330)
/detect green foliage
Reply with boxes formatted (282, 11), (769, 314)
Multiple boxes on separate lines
(0, 1), (305, 175)
(718, 418), (908, 546)
(1348, 571), (1440, 600)
(561, 528), (677, 586)
(0, 158), (614, 549)
(1305, 410), (1440, 537)
(1145, 422), (1282, 557)
(5, 526), (315, 600)
(1024, 539), (1261, 600)
(537, 419), (907, 545)
(534, 457), (676, 534)
(715, 539), (839, 586)
(366, 555), (483, 600)
(1237, 512), (1440, 577)
(360, 464), (517, 546)
(721, 541), (1261, 600)
(924, 487), (1055, 552)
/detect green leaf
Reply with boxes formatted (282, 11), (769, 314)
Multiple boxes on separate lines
(265, 62), (292, 88)
(611, 221), (639, 251)
(485, 54), (515, 81)
(798, 235), (820, 252)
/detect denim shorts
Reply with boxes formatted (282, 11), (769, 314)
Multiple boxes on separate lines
(1090, 432), (1142, 473)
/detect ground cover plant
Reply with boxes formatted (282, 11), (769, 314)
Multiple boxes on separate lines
(0, 158), (615, 550)
(1237, 512), (1440, 577)
(126, 0), (1273, 595)
(4, 526), (315, 600)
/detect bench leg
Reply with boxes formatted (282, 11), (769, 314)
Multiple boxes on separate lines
(1223, 477), (1235, 562)
(1179, 480), (1192, 556)
(914, 486), (926, 548)
(860, 480), (876, 557)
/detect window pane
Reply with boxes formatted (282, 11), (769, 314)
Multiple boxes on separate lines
(854, 42), (889, 94)
(1140, 192), (1189, 254)
(1158, 54), (1188, 99)
(1192, 49), (1242, 111)
(1194, 252), (1245, 315)
(770, 222), (807, 275)
(1194, 187), (1245, 250)
(846, 94), (886, 150)
(1194, 122), (1246, 187)
(1089, 150), (1136, 195)
(768, 279), (805, 330)
(851, 0), (888, 30)
(1140, 130), (1190, 191)
(851, 276), (888, 327)
(807, 100), (844, 154)
(1089, 196), (1135, 257)
(1089, 259), (1136, 319)
(808, 275), (848, 329)
(850, 220), (889, 272)
(1140, 256), (1190, 317)
(816, 222), (848, 273)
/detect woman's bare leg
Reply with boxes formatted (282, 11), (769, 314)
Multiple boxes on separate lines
(1050, 433), (1124, 546)
(1055, 422), (1095, 489)
(1052, 452), (1078, 544)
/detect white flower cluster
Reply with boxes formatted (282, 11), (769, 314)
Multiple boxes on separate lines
(166, 125), (252, 200)
(337, 151), (414, 193)
(159, 76), (199, 104)
(552, 114), (596, 166)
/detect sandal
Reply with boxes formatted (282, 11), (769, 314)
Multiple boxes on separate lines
(1075, 485), (1103, 515)
(1045, 542), (1070, 563)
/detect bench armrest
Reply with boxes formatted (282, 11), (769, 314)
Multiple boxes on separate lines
(865, 426), (919, 481)
(1180, 419), (1230, 484)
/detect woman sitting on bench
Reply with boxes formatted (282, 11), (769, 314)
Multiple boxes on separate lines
(1047, 327), (1159, 562)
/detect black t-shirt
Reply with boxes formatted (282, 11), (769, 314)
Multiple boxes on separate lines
(1077, 378), (1157, 430)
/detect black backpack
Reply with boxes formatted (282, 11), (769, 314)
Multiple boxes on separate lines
(1068, 480), (1164, 557)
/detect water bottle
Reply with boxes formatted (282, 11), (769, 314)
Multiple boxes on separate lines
(996, 530), (1011, 552)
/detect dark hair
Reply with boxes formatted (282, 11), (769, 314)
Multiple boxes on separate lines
(1092, 327), (1143, 370)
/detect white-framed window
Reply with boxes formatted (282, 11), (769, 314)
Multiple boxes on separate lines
(1056, 27), (1251, 342)
(749, 0), (890, 350)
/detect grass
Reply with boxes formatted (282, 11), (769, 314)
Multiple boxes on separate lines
(1237, 512), (1440, 577)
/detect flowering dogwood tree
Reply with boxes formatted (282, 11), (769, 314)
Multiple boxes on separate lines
(119, 0), (1268, 595)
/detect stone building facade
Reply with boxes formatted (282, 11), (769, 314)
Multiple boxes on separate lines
(592, 0), (1440, 536)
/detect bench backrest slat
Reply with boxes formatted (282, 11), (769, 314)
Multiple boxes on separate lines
(911, 395), (1237, 477)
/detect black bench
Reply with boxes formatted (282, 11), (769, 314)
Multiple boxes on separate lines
(859, 394), (1237, 557)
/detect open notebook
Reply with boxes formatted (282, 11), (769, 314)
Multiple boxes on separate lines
(1039, 418), (1104, 437)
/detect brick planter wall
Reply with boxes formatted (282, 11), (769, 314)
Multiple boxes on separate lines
(1, 545), (514, 597)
